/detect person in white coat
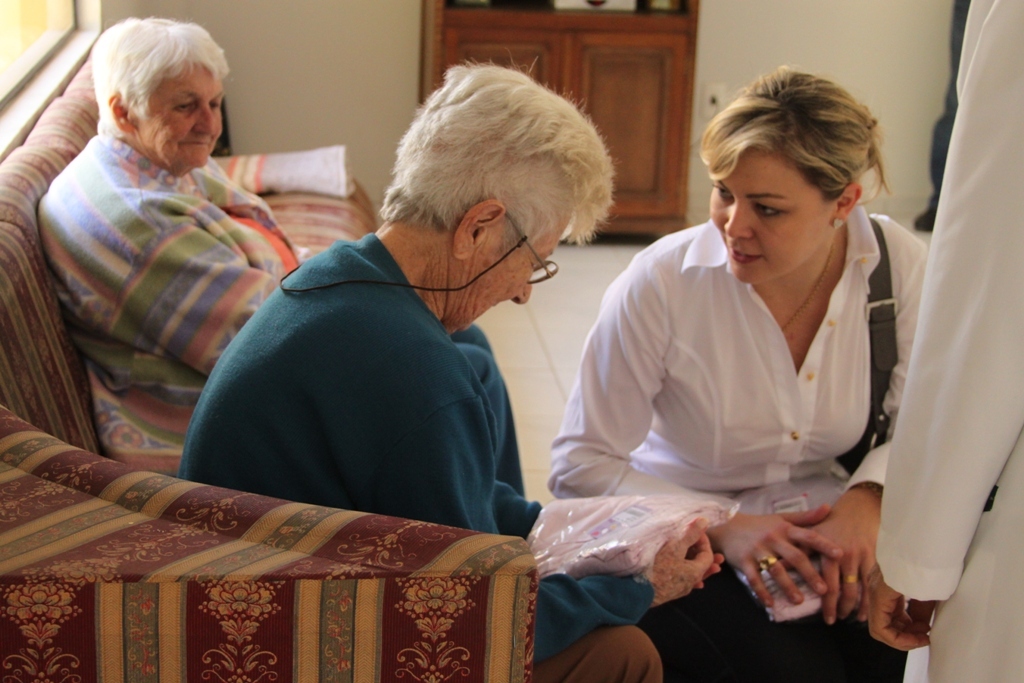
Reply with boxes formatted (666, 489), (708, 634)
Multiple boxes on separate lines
(868, 0), (1024, 681)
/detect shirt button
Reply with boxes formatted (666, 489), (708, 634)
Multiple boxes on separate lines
(860, 257), (868, 264)
(828, 320), (837, 327)
(806, 372), (815, 381)
(791, 431), (800, 441)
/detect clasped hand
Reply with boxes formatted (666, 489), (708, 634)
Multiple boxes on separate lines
(649, 518), (725, 607)
(866, 565), (935, 650)
(708, 487), (883, 624)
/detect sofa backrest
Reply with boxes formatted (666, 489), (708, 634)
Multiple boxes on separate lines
(0, 62), (100, 453)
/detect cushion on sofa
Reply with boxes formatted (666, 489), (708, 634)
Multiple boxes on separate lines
(265, 185), (378, 256)
(0, 405), (537, 681)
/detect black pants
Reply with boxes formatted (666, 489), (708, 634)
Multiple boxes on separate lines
(638, 567), (906, 683)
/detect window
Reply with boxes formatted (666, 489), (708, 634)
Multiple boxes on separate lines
(0, 0), (75, 109)
(0, 0), (96, 161)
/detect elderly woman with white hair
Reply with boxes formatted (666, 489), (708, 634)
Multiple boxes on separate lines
(38, 18), (521, 483)
(38, 17), (286, 473)
(179, 64), (720, 683)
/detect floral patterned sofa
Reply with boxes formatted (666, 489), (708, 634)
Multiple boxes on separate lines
(0, 60), (537, 680)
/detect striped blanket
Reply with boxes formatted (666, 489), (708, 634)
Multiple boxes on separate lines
(38, 135), (295, 473)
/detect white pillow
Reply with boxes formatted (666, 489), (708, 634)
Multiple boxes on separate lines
(216, 145), (353, 198)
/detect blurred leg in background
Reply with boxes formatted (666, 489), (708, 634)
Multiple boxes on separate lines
(916, 0), (971, 232)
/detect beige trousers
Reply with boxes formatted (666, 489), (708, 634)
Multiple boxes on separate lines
(533, 625), (662, 683)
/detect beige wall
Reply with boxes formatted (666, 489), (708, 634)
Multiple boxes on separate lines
(689, 0), (951, 222)
(102, 0), (422, 213)
(102, 0), (951, 223)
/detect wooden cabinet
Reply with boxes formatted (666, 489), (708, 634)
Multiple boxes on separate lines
(421, 0), (700, 236)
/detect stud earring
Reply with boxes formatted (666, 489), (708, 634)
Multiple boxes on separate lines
(832, 218), (845, 230)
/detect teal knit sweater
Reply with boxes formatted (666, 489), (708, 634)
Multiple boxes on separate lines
(180, 234), (653, 662)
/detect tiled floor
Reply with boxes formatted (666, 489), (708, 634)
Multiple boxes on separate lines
(476, 238), (646, 504)
(477, 220), (930, 505)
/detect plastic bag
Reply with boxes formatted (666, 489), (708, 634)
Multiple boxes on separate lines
(527, 494), (737, 580)
(734, 560), (825, 623)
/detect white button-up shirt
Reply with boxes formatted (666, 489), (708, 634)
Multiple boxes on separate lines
(550, 207), (928, 500)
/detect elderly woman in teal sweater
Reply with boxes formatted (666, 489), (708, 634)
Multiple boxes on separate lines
(180, 64), (720, 683)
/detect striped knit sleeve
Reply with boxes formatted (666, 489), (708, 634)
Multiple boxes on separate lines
(39, 143), (287, 378)
(114, 197), (281, 375)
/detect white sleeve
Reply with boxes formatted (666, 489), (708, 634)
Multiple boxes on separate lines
(876, 0), (1024, 601)
(549, 253), (702, 499)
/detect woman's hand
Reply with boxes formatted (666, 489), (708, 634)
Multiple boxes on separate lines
(707, 505), (842, 608)
(809, 486), (883, 624)
(867, 565), (935, 650)
(649, 519), (723, 607)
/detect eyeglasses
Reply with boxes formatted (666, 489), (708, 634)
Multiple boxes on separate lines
(507, 217), (559, 285)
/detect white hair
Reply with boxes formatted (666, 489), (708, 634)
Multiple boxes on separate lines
(381, 64), (614, 245)
(92, 17), (229, 138)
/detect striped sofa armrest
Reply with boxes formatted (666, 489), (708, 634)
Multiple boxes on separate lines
(0, 405), (537, 682)
(0, 62), (100, 454)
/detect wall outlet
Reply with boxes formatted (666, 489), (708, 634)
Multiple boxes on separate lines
(700, 82), (730, 120)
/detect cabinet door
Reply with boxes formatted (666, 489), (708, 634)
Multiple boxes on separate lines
(568, 32), (691, 224)
(443, 27), (563, 91)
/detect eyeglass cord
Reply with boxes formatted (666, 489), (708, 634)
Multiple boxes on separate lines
(279, 235), (529, 294)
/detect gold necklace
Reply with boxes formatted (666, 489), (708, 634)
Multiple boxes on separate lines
(781, 238), (836, 333)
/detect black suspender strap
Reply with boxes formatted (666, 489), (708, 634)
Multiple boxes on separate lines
(865, 217), (898, 447)
(837, 217), (898, 474)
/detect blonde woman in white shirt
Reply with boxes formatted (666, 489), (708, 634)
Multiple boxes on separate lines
(550, 67), (928, 683)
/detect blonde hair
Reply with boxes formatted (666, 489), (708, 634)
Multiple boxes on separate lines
(701, 67), (887, 200)
(93, 17), (229, 138)
(381, 64), (613, 245)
